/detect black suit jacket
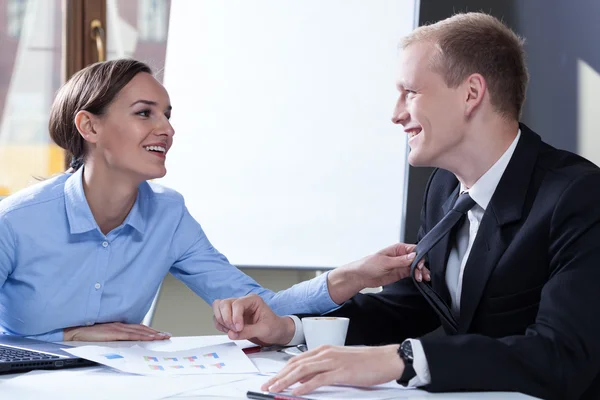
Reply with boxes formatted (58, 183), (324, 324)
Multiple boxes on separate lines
(326, 124), (600, 400)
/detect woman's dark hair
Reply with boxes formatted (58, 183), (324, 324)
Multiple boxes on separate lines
(49, 59), (152, 170)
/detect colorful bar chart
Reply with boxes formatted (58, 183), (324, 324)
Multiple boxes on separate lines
(101, 353), (124, 360)
(62, 342), (257, 375)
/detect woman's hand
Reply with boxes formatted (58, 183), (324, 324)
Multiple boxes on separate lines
(63, 322), (171, 342)
(212, 294), (296, 345)
(327, 243), (430, 304)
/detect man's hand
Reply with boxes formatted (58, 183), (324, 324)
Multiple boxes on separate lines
(262, 344), (404, 396)
(328, 243), (430, 304)
(63, 322), (171, 342)
(212, 294), (295, 345)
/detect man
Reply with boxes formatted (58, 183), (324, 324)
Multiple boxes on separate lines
(212, 12), (600, 400)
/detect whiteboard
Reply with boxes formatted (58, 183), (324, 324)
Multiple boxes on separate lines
(161, 0), (418, 269)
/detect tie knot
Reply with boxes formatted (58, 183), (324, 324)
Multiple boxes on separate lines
(452, 193), (476, 214)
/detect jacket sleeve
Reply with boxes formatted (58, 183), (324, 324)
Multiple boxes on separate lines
(420, 172), (600, 400)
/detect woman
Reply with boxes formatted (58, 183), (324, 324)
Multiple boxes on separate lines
(0, 59), (422, 343)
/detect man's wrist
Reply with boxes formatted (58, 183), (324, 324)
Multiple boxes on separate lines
(397, 340), (416, 385)
(383, 344), (405, 381)
(326, 263), (365, 304)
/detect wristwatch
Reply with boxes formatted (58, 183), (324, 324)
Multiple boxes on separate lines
(397, 339), (416, 385)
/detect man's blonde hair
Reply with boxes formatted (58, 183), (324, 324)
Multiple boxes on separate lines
(402, 12), (529, 119)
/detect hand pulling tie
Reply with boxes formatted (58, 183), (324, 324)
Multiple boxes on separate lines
(409, 192), (476, 333)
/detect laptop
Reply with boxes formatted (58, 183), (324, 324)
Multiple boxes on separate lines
(0, 335), (96, 374)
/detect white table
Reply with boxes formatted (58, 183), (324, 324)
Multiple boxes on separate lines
(0, 336), (539, 399)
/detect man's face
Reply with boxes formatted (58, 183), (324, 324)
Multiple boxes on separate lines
(392, 42), (466, 168)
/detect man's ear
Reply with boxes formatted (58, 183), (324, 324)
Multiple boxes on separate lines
(464, 73), (486, 117)
(74, 110), (99, 144)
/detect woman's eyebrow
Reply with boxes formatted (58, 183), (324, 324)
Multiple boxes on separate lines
(130, 99), (172, 111)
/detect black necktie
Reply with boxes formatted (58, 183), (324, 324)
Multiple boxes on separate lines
(409, 193), (476, 333)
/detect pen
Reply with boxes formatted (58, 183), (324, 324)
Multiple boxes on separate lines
(242, 345), (262, 355)
(246, 391), (313, 400)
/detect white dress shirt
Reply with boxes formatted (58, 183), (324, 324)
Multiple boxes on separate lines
(286, 131), (522, 385)
(408, 130), (521, 386)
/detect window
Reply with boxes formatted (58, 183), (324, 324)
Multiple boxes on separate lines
(0, 0), (63, 196)
(6, 0), (28, 38)
(138, 0), (168, 42)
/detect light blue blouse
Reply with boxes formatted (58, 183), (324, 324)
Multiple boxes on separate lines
(0, 168), (336, 342)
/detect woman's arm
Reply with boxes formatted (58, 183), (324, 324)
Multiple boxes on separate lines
(170, 206), (423, 317)
(0, 215), (15, 289)
(169, 206), (337, 316)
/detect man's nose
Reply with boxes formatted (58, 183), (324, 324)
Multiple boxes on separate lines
(391, 101), (409, 126)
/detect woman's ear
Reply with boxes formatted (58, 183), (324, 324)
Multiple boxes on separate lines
(74, 111), (99, 144)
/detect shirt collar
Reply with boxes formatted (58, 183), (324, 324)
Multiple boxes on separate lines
(125, 184), (147, 234)
(64, 167), (147, 235)
(460, 129), (521, 210)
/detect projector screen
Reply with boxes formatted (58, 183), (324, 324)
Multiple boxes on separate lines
(160, 0), (418, 269)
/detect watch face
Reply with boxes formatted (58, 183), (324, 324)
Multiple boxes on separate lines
(401, 340), (414, 362)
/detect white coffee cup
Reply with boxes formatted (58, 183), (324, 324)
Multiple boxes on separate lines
(301, 317), (350, 351)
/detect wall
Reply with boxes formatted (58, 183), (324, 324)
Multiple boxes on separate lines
(151, 269), (316, 336)
(153, 0), (600, 335)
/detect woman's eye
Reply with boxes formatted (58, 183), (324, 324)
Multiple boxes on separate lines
(137, 110), (151, 117)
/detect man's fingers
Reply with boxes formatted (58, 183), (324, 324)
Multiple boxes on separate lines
(269, 360), (331, 393)
(262, 349), (329, 391)
(293, 371), (338, 396)
(299, 373), (317, 384)
(262, 375), (279, 391)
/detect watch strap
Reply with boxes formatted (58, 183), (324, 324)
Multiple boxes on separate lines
(397, 340), (416, 385)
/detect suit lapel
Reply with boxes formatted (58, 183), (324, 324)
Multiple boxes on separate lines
(458, 124), (542, 333)
(457, 209), (505, 333)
